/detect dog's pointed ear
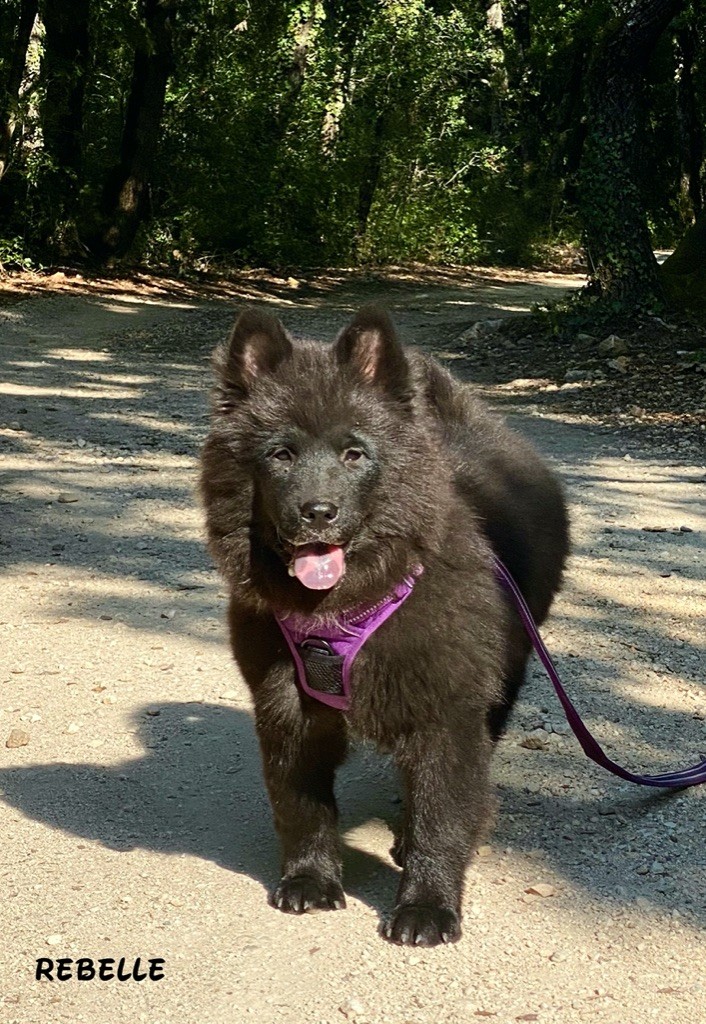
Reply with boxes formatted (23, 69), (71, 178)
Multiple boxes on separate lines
(334, 306), (411, 403)
(215, 308), (293, 404)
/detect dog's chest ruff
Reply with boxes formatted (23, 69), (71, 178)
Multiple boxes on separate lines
(275, 569), (422, 711)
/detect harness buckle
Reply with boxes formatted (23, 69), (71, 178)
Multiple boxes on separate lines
(299, 638), (335, 657)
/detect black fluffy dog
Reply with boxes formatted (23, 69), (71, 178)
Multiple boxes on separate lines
(200, 306), (569, 946)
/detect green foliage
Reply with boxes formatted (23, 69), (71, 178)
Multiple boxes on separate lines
(0, 234), (36, 271)
(0, 0), (702, 276)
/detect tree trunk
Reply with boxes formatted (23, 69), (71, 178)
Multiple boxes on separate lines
(356, 112), (386, 240)
(96, 0), (175, 259)
(675, 23), (703, 219)
(486, 2), (507, 136)
(505, 0), (530, 53)
(0, 0), (38, 181)
(40, 0), (90, 214)
(660, 209), (706, 306)
(661, 211), (706, 275)
(579, 0), (687, 304)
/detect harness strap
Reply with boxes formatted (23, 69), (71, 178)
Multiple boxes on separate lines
(493, 555), (706, 789)
(275, 570), (421, 711)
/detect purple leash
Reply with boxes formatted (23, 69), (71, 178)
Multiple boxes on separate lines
(493, 555), (706, 789)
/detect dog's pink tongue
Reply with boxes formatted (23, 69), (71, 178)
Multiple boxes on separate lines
(293, 544), (346, 590)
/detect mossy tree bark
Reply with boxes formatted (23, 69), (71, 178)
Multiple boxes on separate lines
(579, 0), (687, 305)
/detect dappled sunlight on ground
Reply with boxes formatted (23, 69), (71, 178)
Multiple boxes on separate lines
(88, 410), (196, 433)
(1, 381), (140, 399)
(45, 347), (114, 361)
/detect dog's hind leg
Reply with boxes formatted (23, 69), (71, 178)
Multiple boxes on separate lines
(488, 622), (533, 740)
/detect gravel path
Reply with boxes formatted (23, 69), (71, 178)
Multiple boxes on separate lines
(1, 270), (704, 1024)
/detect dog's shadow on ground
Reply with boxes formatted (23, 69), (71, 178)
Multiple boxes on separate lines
(0, 701), (701, 926)
(0, 701), (402, 918)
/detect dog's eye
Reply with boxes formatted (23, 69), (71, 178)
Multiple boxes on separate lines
(270, 447), (294, 463)
(342, 448), (365, 464)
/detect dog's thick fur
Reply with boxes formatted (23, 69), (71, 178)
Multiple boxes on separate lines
(200, 306), (569, 946)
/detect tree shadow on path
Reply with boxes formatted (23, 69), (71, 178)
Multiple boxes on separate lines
(0, 701), (703, 929)
(0, 701), (402, 917)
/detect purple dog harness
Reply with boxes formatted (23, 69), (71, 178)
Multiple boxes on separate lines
(276, 557), (706, 789)
(275, 568), (422, 711)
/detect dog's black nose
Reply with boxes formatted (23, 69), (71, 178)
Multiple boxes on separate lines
(300, 501), (339, 528)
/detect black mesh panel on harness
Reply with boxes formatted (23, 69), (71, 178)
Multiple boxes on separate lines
(298, 639), (345, 696)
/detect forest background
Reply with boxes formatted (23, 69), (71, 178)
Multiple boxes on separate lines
(0, 0), (705, 312)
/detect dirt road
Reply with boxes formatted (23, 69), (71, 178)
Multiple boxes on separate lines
(1, 268), (704, 1024)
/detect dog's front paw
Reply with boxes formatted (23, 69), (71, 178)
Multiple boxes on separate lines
(271, 874), (346, 914)
(382, 904), (461, 946)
